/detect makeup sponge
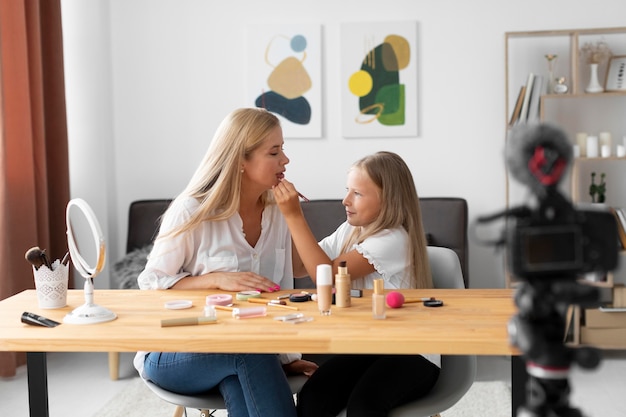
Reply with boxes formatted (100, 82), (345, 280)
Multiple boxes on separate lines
(386, 291), (405, 308)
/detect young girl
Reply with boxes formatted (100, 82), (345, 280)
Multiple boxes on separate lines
(273, 151), (440, 417)
(134, 108), (316, 417)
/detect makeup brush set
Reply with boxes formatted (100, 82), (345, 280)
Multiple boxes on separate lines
(25, 246), (71, 310)
(25, 246), (69, 271)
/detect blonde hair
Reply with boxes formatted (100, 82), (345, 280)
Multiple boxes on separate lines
(340, 151), (432, 289)
(161, 108), (280, 239)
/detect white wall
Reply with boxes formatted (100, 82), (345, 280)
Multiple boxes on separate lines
(62, 1), (116, 287)
(61, 0), (626, 289)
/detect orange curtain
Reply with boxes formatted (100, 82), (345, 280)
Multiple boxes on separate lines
(0, 0), (70, 377)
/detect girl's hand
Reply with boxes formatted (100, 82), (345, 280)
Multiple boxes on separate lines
(283, 359), (319, 377)
(272, 179), (302, 218)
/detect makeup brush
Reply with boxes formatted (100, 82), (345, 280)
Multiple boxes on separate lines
(25, 246), (53, 271)
(61, 251), (70, 266)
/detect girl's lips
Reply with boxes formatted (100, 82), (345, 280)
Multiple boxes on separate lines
(277, 173), (285, 180)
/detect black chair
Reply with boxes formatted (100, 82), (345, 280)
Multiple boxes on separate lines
(294, 198), (469, 288)
(114, 198), (469, 286)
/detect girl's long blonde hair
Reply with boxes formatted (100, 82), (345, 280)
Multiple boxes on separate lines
(340, 151), (432, 289)
(160, 108), (280, 239)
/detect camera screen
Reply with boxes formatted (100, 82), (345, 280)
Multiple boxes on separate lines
(521, 226), (583, 271)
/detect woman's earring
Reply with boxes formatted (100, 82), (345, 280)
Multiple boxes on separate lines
(241, 169), (244, 173)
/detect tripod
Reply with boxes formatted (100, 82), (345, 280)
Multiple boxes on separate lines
(509, 279), (602, 417)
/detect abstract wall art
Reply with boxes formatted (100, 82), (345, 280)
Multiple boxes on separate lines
(341, 21), (418, 138)
(247, 24), (322, 138)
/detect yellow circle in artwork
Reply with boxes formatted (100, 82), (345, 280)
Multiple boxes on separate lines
(348, 70), (373, 97)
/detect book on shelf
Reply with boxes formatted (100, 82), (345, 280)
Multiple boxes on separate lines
(518, 72), (535, 123)
(610, 207), (626, 249)
(617, 207), (626, 228)
(526, 75), (544, 123)
(508, 85), (526, 127)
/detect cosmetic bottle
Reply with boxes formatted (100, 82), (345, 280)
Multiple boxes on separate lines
(372, 278), (386, 319)
(335, 261), (351, 308)
(203, 304), (216, 319)
(316, 264), (332, 315)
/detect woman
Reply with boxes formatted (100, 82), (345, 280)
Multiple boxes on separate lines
(133, 108), (317, 417)
(273, 151), (439, 417)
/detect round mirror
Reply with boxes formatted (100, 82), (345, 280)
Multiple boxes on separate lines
(66, 198), (106, 279)
(63, 198), (116, 324)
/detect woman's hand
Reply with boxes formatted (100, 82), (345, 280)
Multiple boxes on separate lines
(209, 271), (281, 292)
(173, 271), (280, 292)
(272, 179), (303, 218)
(283, 359), (319, 377)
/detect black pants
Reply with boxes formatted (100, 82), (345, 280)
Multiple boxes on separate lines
(297, 354), (440, 417)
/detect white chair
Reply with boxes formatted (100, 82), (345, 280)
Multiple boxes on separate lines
(143, 374), (308, 417)
(336, 246), (476, 417)
(427, 246), (466, 290)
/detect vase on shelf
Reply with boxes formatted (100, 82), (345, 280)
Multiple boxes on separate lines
(585, 63), (604, 93)
(545, 54), (558, 94)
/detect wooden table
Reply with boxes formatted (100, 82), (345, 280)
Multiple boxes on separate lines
(0, 288), (520, 416)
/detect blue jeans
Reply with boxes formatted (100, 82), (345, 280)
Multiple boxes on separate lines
(143, 352), (297, 417)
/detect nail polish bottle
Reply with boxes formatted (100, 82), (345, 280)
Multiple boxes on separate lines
(317, 264), (332, 315)
(372, 278), (386, 319)
(335, 261), (351, 308)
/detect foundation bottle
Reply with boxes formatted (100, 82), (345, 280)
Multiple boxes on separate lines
(372, 278), (386, 319)
(335, 261), (351, 308)
(316, 264), (332, 315)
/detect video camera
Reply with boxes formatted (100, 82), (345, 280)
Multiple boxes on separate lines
(507, 193), (618, 281)
(479, 123), (620, 417)
(502, 123), (618, 281)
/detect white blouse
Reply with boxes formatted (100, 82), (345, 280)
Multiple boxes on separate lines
(134, 196), (299, 376)
(137, 196), (294, 290)
(319, 221), (411, 289)
(318, 221), (440, 367)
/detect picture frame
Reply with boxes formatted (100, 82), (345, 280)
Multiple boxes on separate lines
(246, 24), (322, 139)
(340, 21), (419, 138)
(604, 55), (626, 91)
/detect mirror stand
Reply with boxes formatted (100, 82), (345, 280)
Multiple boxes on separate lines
(63, 277), (117, 324)
(63, 198), (117, 325)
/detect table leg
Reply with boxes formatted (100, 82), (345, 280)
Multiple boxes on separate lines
(26, 352), (49, 417)
(511, 355), (527, 416)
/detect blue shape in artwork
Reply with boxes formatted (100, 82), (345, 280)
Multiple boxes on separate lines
(291, 35), (307, 53)
(255, 91), (311, 125)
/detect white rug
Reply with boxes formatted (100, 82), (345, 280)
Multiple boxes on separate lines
(93, 377), (512, 417)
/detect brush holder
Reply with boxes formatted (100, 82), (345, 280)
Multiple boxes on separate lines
(33, 260), (68, 309)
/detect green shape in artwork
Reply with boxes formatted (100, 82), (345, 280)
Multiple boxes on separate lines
(359, 43), (399, 115)
(376, 84), (405, 126)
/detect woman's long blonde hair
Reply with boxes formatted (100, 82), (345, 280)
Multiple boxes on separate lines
(340, 151), (432, 289)
(161, 108), (280, 239)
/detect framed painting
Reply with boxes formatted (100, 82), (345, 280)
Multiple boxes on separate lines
(341, 21), (418, 138)
(247, 24), (322, 138)
(605, 55), (626, 92)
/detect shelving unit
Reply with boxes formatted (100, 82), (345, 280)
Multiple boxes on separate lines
(504, 27), (626, 349)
